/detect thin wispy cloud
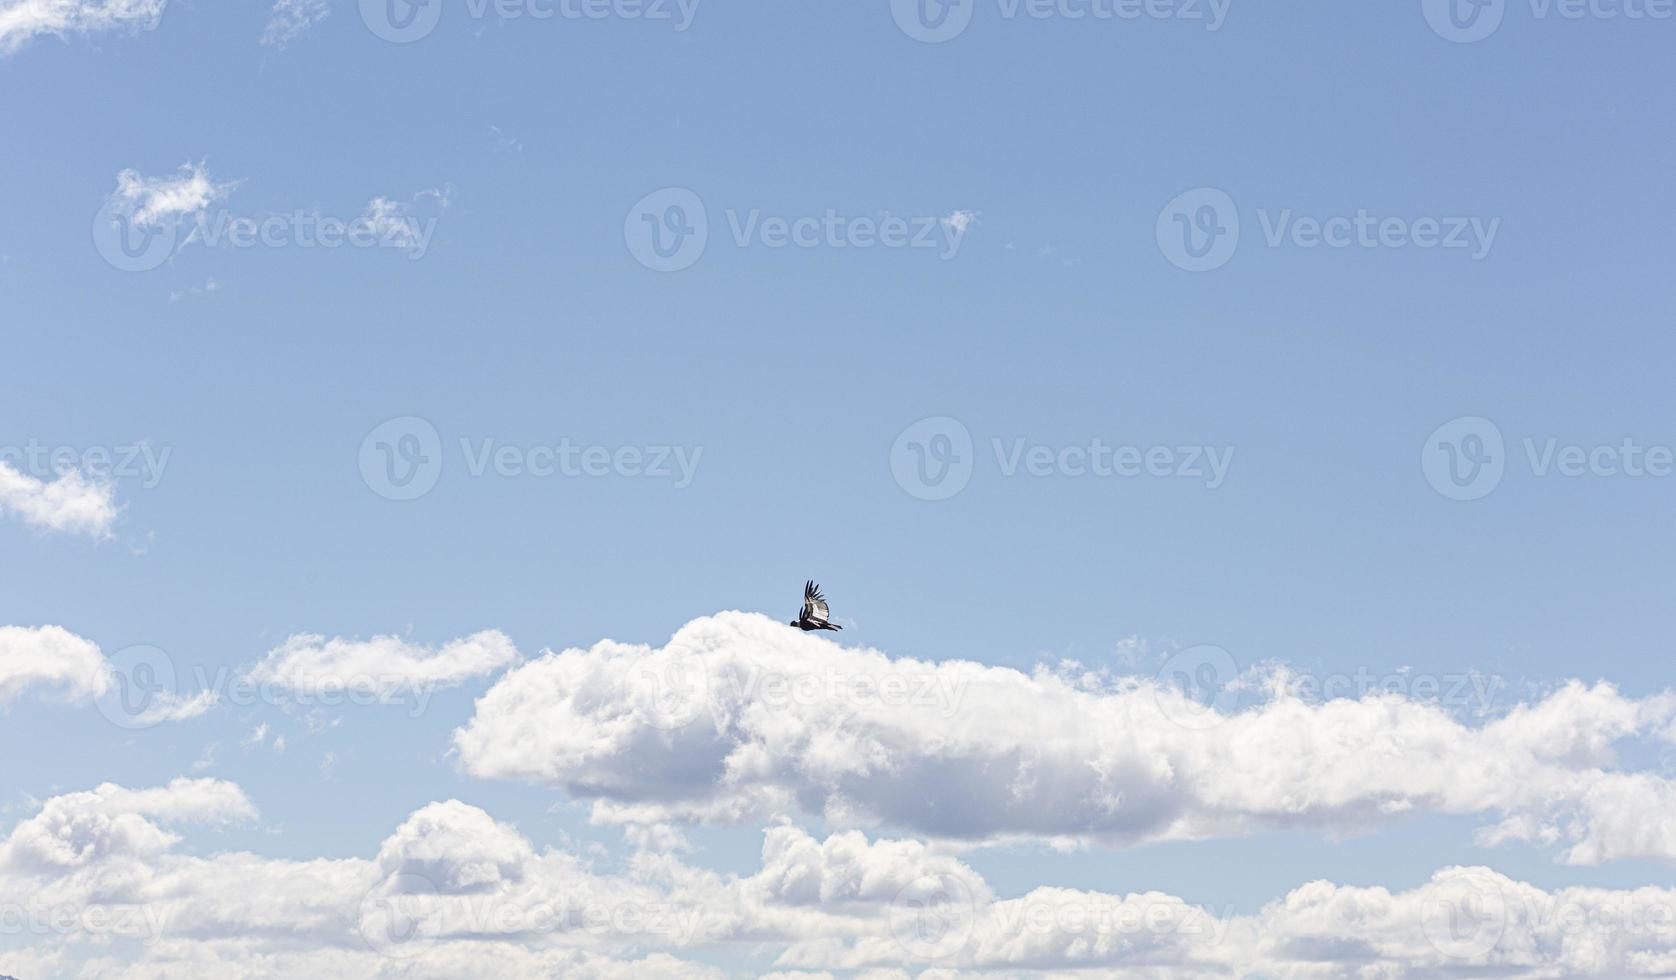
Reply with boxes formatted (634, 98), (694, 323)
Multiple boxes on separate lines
(0, 0), (166, 56)
(106, 161), (235, 230)
(246, 629), (520, 698)
(260, 0), (327, 49)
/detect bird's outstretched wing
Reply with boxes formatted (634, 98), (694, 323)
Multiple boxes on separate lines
(802, 580), (832, 623)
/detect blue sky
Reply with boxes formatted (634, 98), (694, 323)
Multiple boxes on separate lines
(2, 1), (1676, 977)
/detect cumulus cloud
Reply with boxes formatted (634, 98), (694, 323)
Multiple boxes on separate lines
(6, 779), (1675, 978)
(260, 0), (327, 48)
(0, 460), (119, 537)
(454, 612), (1676, 864)
(0, 624), (112, 705)
(245, 629), (520, 699)
(0, 0), (165, 55)
(0, 777), (252, 874)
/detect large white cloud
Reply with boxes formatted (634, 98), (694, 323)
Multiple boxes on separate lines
(453, 612), (1676, 864)
(0, 624), (113, 705)
(245, 629), (520, 698)
(0, 461), (119, 537)
(0, 0), (165, 56)
(5, 779), (1675, 979)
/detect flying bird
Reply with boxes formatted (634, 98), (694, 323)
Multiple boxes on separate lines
(792, 580), (843, 631)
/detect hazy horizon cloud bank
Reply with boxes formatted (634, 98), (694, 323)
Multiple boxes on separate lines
(5, 776), (1676, 979)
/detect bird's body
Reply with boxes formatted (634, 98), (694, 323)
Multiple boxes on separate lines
(792, 580), (843, 631)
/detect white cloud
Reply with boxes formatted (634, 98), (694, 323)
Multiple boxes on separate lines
(5, 779), (1675, 978)
(107, 161), (234, 231)
(941, 210), (978, 234)
(0, 624), (112, 705)
(260, 0), (327, 49)
(133, 686), (218, 726)
(360, 197), (426, 254)
(0, 460), (118, 537)
(169, 277), (220, 302)
(0, 0), (165, 56)
(0, 777), (253, 874)
(415, 183), (454, 209)
(454, 612), (1676, 864)
(373, 800), (534, 895)
(246, 629), (520, 698)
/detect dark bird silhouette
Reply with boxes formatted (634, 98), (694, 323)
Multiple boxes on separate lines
(791, 580), (843, 631)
